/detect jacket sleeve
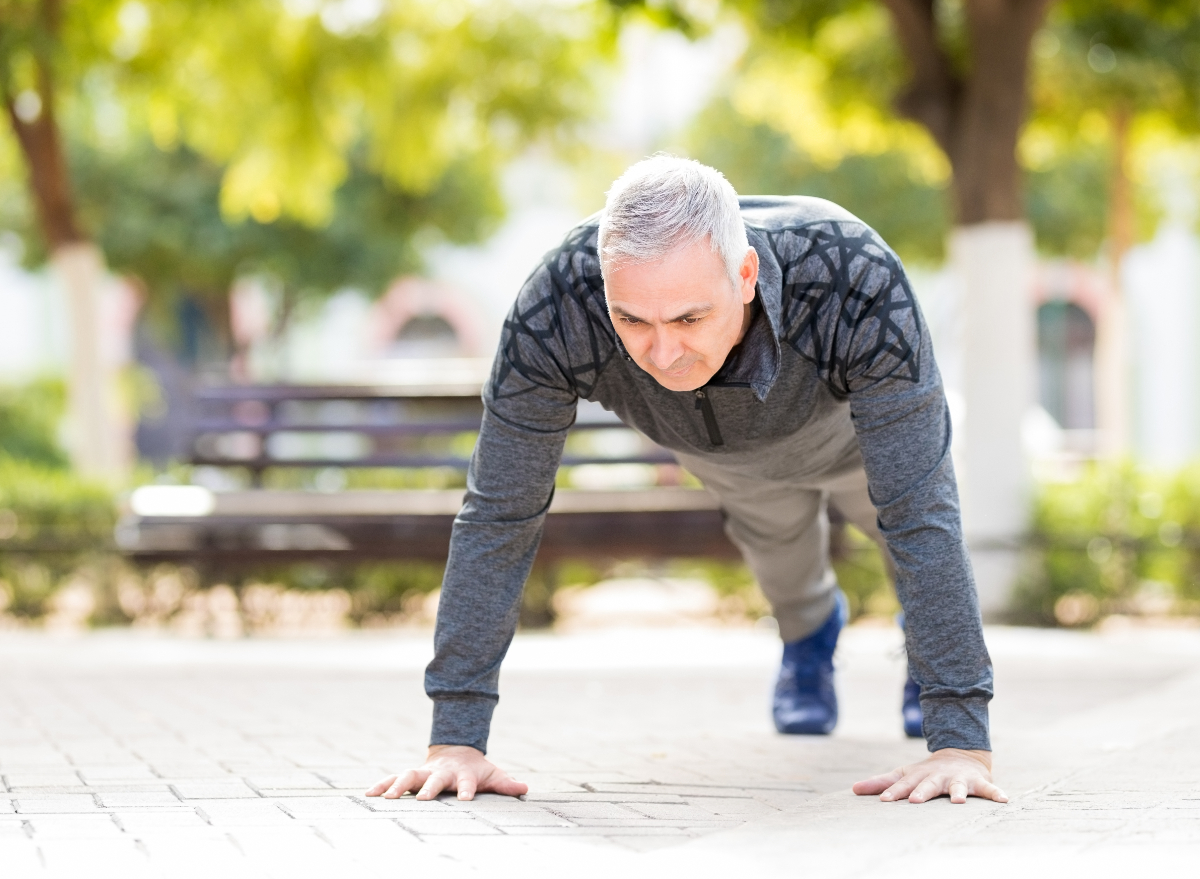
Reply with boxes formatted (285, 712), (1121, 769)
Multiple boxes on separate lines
(423, 257), (592, 753)
(826, 230), (993, 752)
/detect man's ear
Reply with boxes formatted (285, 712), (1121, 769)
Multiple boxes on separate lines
(740, 247), (759, 304)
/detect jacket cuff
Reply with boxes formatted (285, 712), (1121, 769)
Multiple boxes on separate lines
(430, 695), (497, 754)
(922, 695), (991, 752)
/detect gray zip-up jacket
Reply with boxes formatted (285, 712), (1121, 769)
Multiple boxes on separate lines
(426, 196), (993, 754)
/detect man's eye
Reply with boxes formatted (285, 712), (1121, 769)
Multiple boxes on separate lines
(679, 317), (700, 325)
(620, 317), (642, 325)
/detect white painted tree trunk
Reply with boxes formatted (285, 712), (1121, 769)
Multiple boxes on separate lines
(52, 242), (130, 480)
(1093, 285), (1130, 457)
(950, 222), (1036, 618)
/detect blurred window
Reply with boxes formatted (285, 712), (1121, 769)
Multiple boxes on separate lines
(1037, 301), (1095, 430)
(388, 315), (460, 358)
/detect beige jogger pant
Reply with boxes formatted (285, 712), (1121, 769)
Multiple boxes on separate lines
(678, 448), (890, 643)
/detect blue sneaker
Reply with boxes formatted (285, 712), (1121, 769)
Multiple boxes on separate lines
(902, 672), (924, 738)
(896, 612), (924, 738)
(773, 591), (848, 735)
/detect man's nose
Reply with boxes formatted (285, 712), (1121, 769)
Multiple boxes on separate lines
(647, 328), (684, 370)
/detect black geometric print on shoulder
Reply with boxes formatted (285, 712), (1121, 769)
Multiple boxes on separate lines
(771, 221), (922, 395)
(492, 224), (617, 401)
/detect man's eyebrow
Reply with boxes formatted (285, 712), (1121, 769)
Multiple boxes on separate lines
(609, 304), (643, 320)
(609, 304), (714, 322)
(667, 305), (714, 322)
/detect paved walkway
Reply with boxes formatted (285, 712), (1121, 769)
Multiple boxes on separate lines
(1, 623), (1198, 877)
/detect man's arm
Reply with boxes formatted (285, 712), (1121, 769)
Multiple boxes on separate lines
(785, 222), (998, 801)
(369, 245), (610, 800)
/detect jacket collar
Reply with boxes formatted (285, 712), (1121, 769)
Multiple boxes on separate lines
(709, 226), (782, 401)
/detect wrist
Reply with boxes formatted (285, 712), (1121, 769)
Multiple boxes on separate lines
(427, 743), (484, 760)
(932, 747), (992, 770)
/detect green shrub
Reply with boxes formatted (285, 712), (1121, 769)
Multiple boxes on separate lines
(0, 456), (118, 618)
(0, 379), (69, 468)
(1015, 461), (1200, 625)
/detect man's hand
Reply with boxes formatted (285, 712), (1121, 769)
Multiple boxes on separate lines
(852, 748), (1008, 805)
(365, 745), (529, 802)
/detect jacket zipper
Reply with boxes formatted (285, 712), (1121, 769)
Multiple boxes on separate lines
(694, 389), (724, 446)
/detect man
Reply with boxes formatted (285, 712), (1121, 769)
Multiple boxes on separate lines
(368, 156), (1006, 806)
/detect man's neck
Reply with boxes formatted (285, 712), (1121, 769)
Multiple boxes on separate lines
(735, 298), (755, 345)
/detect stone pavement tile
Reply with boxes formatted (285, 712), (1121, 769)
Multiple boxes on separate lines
(685, 796), (780, 817)
(172, 781), (259, 799)
(113, 810), (213, 833)
(443, 797), (554, 813)
(609, 834), (688, 852)
(273, 796), (378, 820)
(0, 799), (14, 814)
(192, 800), (294, 826)
(0, 746), (71, 766)
(0, 839), (42, 873)
(147, 765), (233, 781)
(505, 774), (589, 794)
(543, 802), (646, 820)
(14, 794), (100, 813)
(570, 818), (738, 830)
(99, 791), (185, 809)
(253, 787), (350, 798)
(526, 791), (686, 804)
(226, 825), (338, 859)
(473, 810), (575, 828)
(313, 767), (390, 789)
(140, 842), (266, 879)
(359, 797), (463, 815)
(624, 802), (727, 821)
(3, 771), (86, 789)
(221, 762), (304, 776)
(38, 838), (152, 876)
(26, 814), (123, 839)
(746, 789), (821, 809)
(311, 818), (431, 855)
(77, 765), (160, 783)
(393, 815), (503, 835)
(245, 772), (330, 791)
(0, 816), (27, 835)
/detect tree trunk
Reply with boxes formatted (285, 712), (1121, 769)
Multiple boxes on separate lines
(3, 7), (129, 479)
(1094, 107), (1133, 456)
(884, 0), (1050, 616)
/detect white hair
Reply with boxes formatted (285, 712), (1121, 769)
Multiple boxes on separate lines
(598, 155), (748, 290)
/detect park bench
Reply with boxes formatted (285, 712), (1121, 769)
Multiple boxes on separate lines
(118, 376), (738, 566)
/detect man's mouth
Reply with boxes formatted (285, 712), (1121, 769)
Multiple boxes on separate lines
(659, 357), (698, 378)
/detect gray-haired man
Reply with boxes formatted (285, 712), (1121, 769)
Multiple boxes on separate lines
(368, 156), (1006, 806)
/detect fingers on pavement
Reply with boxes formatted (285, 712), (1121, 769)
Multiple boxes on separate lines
(948, 780), (969, 804)
(385, 769), (427, 799)
(973, 779), (1010, 803)
(880, 769), (926, 802)
(456, 772), (478, 801)
(851, 768), (905, 796)
(365, 775), (397, 797)
(416, 769), (455, 801)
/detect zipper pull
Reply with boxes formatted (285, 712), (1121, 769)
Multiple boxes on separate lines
(693, 389), (724, 446)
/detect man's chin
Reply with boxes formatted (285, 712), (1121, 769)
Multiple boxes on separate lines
(651, 367), (709, 392)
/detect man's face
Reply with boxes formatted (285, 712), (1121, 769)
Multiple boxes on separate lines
(605, 239), (759, 392)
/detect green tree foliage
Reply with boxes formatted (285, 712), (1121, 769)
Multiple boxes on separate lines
(1023, 2), (1200, 257)
(687, 98), (948, 265)
(105, 0), (606, 227)
(2, 0), (610, 315)
(685, 1), (1200, 262)
(66, 142), (504, 333)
